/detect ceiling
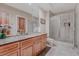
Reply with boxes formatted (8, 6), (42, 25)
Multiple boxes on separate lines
(49, 3), (76, 14)
(5, 3), (76, 14)
(5, 3), (33, 14)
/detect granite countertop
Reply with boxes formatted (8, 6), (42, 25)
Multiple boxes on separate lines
(0, 33), (46, 46)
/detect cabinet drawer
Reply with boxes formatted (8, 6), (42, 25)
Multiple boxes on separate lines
(41, 34), (47, 38)
(41, 34), (47, 41)
(35, 36), (42, 42)
(4, 50), (19, 56)
(42, 38), (47, 42)
(0, 42), (19, 55)
(21, 38), (34, 48)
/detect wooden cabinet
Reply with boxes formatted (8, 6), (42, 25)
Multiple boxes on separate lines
(41, 34), (47, 50)
(34, 42), (41, 55)
(41, 41), (46, 50)
(0, 34), (47, 56)
(20, 38), (34, 56)
(21, 46), (33, 56)
(33, 35), (47, 56)
(4, 50), (19, 56)
(0, 42), (19, 56)
(33, 41), (41, 55)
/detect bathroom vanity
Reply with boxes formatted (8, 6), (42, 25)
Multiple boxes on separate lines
(0, 33), (47, 56)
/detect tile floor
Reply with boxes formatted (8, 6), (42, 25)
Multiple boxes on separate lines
(45, 39), (79, 56)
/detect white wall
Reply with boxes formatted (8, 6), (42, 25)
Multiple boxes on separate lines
(49, 15), (60, 40)
(46, 11), (50, 37)
(38, 8), (50, 37)
(39, 9), (46, 33)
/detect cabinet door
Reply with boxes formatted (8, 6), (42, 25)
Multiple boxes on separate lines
(4, 50), (19, 56)
(21, 46), (33, 56)
(0, 42), (19, 56)
(33, 42), (41, 55)
(41, 34), (47, 50)
(21, 38), (34, 56)
(41, 41), (46, 50)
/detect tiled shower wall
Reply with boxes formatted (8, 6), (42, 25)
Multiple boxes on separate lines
(49, 11), (74, 44)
